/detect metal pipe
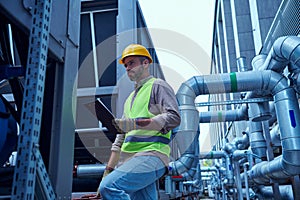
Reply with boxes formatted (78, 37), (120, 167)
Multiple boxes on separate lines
(233, 161), (243, 200)
(199, 104), (248, 123)
(237, 56), (249, 72)
(270, 124), (281, 148)
(248, 86), (300, 183)
(256, 185), (294, 200)
(248, 101), (272, 122)
(175, 69), (300, 183)
(248, 121), (267, 161)
(224, 131), (249, 154)
(76, 163), (105, 178)
(199, 151), (234, 186)
(260, 36), (300, 72)
(233, 131), (249, 150)
(181, 137), (200, 180)
(243, 163), (250, 200)
(169, 129), (199, 176)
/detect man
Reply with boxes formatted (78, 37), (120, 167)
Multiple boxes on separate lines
(99, 44), (181, 200)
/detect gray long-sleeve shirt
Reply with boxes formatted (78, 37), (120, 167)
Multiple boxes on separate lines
(111, 76), (181, 166)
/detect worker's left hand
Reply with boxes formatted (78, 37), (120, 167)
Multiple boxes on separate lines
(113, 118), (151, 133)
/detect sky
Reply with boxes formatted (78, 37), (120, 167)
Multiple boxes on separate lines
(138, 0), (215, 92)
(138, 0), (216, 151)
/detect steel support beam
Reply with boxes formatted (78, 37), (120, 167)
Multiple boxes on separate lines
(47, 0), (81, 198)
(11, 0), (55, 199)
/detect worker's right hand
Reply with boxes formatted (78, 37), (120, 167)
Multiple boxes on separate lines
(113, 117), (151, 133)
(102, 169), (111, 179)
(113, 118), (136, 133)
(102, 165), (114, 180)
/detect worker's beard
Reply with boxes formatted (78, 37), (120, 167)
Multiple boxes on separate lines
(127, 65), (145, 82)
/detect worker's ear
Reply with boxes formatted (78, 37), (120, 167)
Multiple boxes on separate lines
(142, 58), (150, 66)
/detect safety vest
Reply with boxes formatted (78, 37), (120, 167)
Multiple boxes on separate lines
(121, 77), (171, 156)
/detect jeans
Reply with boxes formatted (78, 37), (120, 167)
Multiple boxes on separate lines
(99, 155), (166, 200)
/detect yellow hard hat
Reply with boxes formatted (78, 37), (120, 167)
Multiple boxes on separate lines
(119, 44), (153, 64)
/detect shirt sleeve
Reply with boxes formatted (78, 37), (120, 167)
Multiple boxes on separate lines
(149, 79), (181, 134)
(111, 133), (125, 152)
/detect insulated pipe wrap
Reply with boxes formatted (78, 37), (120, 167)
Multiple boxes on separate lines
(199, 104), (248, 123)
(263, 36), (300, 72)
(175, 105), (199, 154)
(176, 82), (197, 105)
(274, 88), (300, 151)
(169, 154), (195, 175)
(248, 102), (272, 122)
(172, 78), (200, 176)
(176, 80), (199, 154)
(249, 122), (267, 160)
(175, 69), (300, 181)
(278, 36), (300, 64)
(248, 55), (300, 183)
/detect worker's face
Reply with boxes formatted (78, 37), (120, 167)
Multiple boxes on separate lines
(123, 56), (149, 82)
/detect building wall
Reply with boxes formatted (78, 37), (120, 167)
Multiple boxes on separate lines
(209, 0), (283, 150)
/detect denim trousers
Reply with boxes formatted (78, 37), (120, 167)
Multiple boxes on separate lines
(99, 155), (166, 200)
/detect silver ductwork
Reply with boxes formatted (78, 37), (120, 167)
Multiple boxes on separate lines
(248, 101), (272, 122)
(257, 36), (300, 72)
(247, 36), (300, 183)
(248, 88), (300, 182)
(169, 129), (199, 176)
(237, 56), (249, 72)
(248, 121), (267, 161)
(174, 69), (300, 184)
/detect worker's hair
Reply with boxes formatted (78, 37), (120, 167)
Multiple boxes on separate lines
(138, 56), (150, 64)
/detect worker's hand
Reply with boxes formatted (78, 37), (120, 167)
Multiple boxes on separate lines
(113, 118), (151, 133)
(103, 165), (114, 179)
(100, 167), (112, 182)
(102, 169), (111, 179)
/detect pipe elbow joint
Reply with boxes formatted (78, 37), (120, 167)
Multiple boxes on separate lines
(282, 152), (300, 176)
(168, 154), (195, 176)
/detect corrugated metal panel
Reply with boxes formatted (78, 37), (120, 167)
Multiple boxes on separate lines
(262, 0), (300, 54)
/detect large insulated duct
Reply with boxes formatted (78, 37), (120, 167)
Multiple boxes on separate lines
(246, 36), (300, 183)
(181, 134), (200, 180)
(254, 36), (300, 72)
(169, 130), (199, 177)
(248, 95), (300, 182)
(174, 69), (300, 183)
(248, 121), (267, 161)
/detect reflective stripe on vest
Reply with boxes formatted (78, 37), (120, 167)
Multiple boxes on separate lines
(125, 135), (170, 144)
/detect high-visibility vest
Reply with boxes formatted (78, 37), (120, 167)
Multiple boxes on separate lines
(121, 78), (171, 156)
